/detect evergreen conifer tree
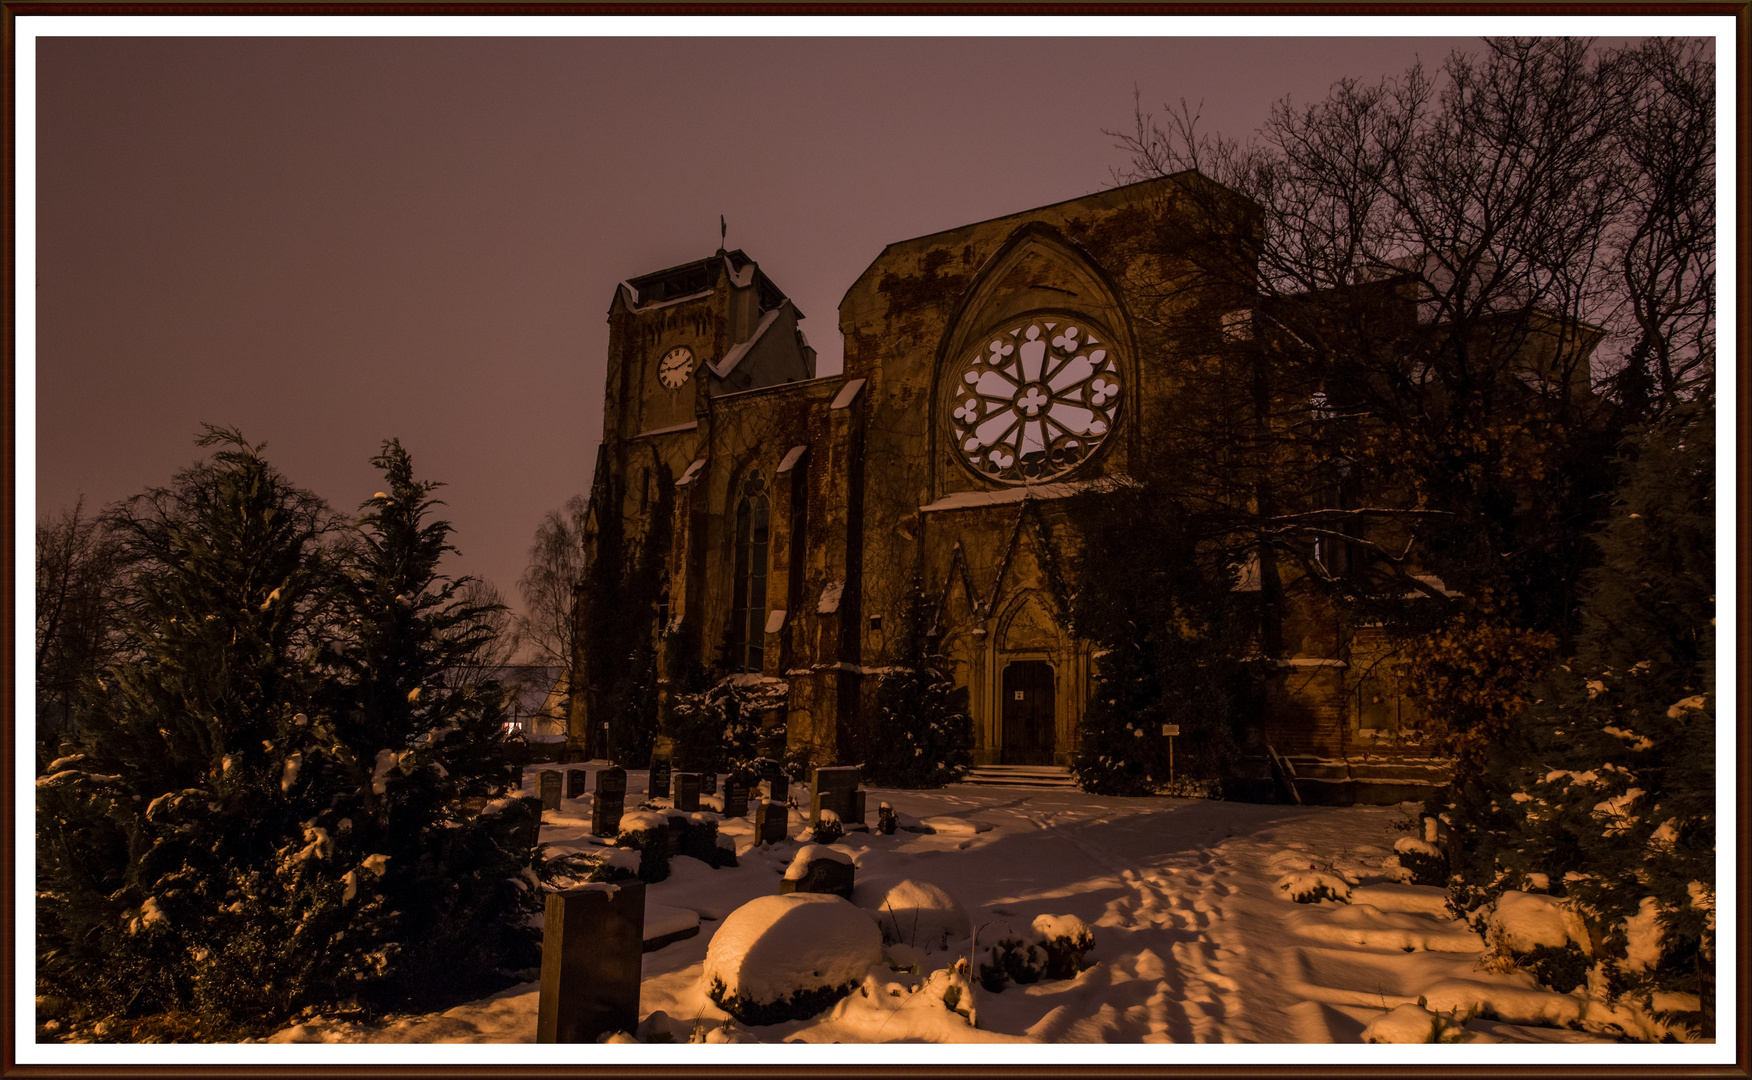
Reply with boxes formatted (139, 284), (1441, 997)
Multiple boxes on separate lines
(37, 427), (343, 1031)
(36, 431), (538, 1036)
(1068, 486), (1261, 796)
(1443, 396), (1714, 1036)
(864, 580), (971, 788)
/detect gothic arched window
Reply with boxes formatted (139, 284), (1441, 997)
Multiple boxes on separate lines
(948, 318), (1122, 484)
(729, 471), (770, 672)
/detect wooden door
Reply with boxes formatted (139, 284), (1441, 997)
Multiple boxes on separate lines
(1001, 661), (1056, 765)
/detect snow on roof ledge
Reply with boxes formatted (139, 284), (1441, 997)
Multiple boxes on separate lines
(830, 378), (866, 410)
(776, 444), (809, 474)
(919, 475), (1132, 513)
(710, 303), (788, 379)
(675, 458), (708, 487)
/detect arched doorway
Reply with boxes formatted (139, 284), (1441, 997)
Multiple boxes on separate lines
(1001, 660), (1055, 765)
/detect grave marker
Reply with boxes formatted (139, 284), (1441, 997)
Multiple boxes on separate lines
(754, 799), (788, 845)
(566, 768), (588, 800)
(592, 766), (627, 837)
(702, 771), (717, 797)
(648, 754), (672, 799)
(673, 772), (701, 813)
(662, 810), (689, 856)
(810, 765), (865, 827)
(722, 774), (750, 819)
(536, 883), (646, 1043)
(539, 770), (563, 812)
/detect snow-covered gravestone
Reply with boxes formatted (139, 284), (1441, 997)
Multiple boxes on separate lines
(648, 754), (672, 799)
(702, 894), (883, 1025)
(754, 798), (787, 846)
(537, 882), (646, 1043)
(722, 775), (750, 819)
(592, 766), (627, 838)
(566, 768), (588, 800)
(779, 845), (855, 899)
(811, 766), (865, 829)
(662, 810), (690, 856)
(674, 772), (701, 813)
(539, 770), (563, 812)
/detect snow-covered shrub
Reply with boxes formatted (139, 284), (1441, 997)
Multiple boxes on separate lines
(614, 811), (671, 883)
(976, 935), (1047, 993)
(34, 433), (540, 1034)
(1033, 914), (1095, 980)
(1274, 872), (1353, 904)
(876, 802), (897, 835)
(678, 812), (736, 868)
(701, 894), (884, 1025)
(1392, 837), (1448, 887)
(862, 879), (971, 954)
(811, 809), (845, 845)
(863, 581), (972, 788)
(537, 845), (640, 888)
(666, 673), (789, 778)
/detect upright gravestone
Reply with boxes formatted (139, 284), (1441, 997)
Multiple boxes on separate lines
(536, 882), (647, 1043)
(662, 810), (689, 856)
(673, 772), (701, 813)
(648, 754), (672, 800)
(592, 766), (627, 838)
(810, 766), (864, 827)
(757, 759), (789, 804)
(722, 774), (750, 819)
(702, 772), (717, 797)
(539, 770), (564, 812)
(754, 798), (789, 845)
(566, 768), (588, 800)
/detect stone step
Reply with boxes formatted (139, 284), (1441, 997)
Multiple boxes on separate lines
(959, 765), (1079, 789)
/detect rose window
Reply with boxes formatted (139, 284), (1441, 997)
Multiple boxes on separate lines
(948, 319), (1121, 484)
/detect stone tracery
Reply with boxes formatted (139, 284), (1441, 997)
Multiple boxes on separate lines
(948, 318), (1122, 484)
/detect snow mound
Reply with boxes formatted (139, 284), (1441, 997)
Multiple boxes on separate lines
(1421, 978), (1583, 1028)
(1488, 890), (1586, 954)
(1274, 871), (1353, 904)
(702, 894), (884, 1025)
(1393, 837), (1442, 859)
(1362, 1003), (1443, 1043)
(619, 810), (669, 833)
(861, 879), (971, 953)
(1350, 883), (1451, 918)
(917, 816), (993, 836)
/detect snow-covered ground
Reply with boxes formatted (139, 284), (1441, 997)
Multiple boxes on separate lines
(252, 762), (1667, 1051)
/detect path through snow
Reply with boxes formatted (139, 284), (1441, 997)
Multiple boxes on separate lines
(266, 768), (1612, 1045)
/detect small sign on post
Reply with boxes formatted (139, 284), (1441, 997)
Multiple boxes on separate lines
(1161, 724), (1181, 785)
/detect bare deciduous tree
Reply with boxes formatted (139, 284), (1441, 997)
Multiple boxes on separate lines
(35, 498), (125, 756)
(516, 495), (589, 670)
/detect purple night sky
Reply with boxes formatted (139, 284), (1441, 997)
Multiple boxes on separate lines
(35, 33), (1501, 633)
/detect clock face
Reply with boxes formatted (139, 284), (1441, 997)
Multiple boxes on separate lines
(657, 346), (695, 390)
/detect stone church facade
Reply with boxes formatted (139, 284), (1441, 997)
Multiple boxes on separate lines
(575, 173), (1576, 783)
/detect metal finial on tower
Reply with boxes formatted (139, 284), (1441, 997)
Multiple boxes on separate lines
(719, 215), (727, 252)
